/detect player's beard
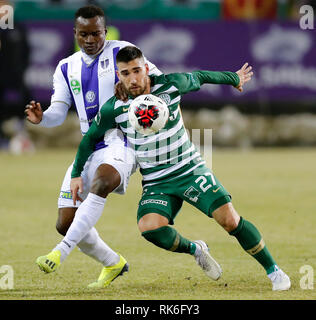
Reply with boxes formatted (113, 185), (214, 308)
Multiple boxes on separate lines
(129, 86), (146, 98)
(128, 78), (150, 98)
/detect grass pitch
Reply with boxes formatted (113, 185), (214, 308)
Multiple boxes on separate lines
(0, 147), (315, 300)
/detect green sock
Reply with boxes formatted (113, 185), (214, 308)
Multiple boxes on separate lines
(229, 217), (277, 274)
(142, 226), (196, 254)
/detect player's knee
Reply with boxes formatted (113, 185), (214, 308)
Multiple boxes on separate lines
(91, 165), (121, 197)
(213, 203), (240, 233)
(91, 176), (112, 197)
(138, 213), (169, 233)
(222, 215), (239, 233)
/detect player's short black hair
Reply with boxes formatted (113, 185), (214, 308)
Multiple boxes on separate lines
(116, 46), (144, 64)
(75, 5), (105, 24)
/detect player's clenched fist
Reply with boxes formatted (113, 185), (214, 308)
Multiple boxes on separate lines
(25, 100), (43, 124)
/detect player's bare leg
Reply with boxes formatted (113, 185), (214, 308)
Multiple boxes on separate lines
(138, 213), (222, 280)
(212, 202), (291, 291)
(56, 207), (76, 236)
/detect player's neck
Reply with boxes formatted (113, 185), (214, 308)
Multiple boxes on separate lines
(81, 41), (106, 66)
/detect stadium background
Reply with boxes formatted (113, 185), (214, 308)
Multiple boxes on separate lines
(0, 0), (316, 301)
(1, 0), (316, 149)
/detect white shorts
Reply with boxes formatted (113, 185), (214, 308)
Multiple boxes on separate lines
(58, 129), (137, 208)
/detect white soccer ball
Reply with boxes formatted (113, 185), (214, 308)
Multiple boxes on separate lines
(128, 94), (169, 136)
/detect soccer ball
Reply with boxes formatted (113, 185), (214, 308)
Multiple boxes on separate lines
(128, 94), (169, 136)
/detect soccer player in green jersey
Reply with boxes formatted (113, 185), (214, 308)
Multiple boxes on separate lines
(48, 46), (290, 290)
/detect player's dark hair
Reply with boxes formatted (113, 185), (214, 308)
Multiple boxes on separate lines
(116, 46), (144, 64)
(75, 5), (105, 24)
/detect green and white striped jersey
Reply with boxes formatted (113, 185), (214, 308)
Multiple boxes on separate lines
(71, 70), (239, 185)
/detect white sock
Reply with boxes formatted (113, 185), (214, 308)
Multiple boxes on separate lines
(78, 227), (120, 266)
(55, 193), (107, 262)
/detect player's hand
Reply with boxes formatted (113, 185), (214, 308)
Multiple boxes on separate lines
(235, 63), (253, 92)
(114, 81), (128, 102)
(70, 177), (83, 205)
(24, 100), (43, 124)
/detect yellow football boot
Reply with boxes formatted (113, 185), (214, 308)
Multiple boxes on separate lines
(88, 254), (129, 288)
(36, 250), (61, 273)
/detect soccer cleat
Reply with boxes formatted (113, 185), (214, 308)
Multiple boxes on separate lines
(193, 240), (222, 281)
(87, 254), (129, 289)
(36, 250), (61, 273)
(268, 268), (291, 291)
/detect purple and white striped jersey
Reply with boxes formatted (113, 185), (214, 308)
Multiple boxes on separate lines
(50, 40), (161, 150)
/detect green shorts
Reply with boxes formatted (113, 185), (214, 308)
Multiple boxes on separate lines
(137, 165), (231, 224)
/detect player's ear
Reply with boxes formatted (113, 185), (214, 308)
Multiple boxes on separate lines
(145, 63), (149, 75)
(116, 70), (120, 80)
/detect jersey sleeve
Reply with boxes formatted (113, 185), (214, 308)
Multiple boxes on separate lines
(165, 70), (240, 95)
(40, 101), (69, 127)
(50, 60), (72, 107)
(71, 100), (117, 178)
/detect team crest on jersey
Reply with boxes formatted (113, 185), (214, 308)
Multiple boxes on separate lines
(70, 79), (81, 95)
(158, 93), (171, 105)
(100, 59), (109, 69)
(85, 90), (96, 103)
(183, 186), (200, 203)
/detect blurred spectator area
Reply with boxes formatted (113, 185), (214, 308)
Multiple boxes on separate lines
(3, 0), (314, 113)
(1, 1), (316, 136)
(1, 0), (315, 149)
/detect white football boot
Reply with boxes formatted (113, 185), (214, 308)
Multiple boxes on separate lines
(193, 240), (222, 281)
(268, 267), (291, 291)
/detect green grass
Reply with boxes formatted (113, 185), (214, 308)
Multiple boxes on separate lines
(0, 148), (315, 300)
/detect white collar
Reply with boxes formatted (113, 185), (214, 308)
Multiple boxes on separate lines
(81, 41), (107, 66)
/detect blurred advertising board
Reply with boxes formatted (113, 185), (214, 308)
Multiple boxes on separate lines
(24, 20), (316, 104)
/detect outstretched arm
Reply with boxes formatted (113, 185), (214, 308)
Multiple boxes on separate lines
(25, 60), (72, 127)
(194, 62), (253, 91)
(25, 100), (69, 127)
(165, 63), (253, 95)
